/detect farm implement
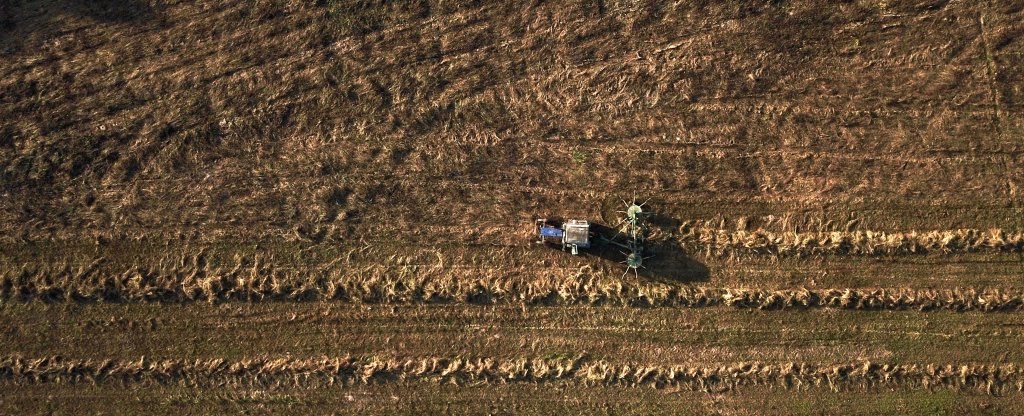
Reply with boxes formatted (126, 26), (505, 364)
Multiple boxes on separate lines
(536, 197), (652, 275)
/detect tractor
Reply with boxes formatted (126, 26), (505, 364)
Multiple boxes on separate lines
(535, 218), (592, 255)
(535, 198), (651, 275)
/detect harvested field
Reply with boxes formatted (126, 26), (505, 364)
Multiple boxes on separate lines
(5, 384), (1023, 415)
(2, 0), (1023, 413)
(5, 355), (1024, 394)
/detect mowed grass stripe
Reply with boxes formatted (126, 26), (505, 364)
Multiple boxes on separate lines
(1, 383), (1021, 415)
(3, 304), (1023, 364)
(4, 233), (1023, 295)
(2, 354), (1023, 396)
(3, 246), (1024, 308)
(4, 261), (1024, 310)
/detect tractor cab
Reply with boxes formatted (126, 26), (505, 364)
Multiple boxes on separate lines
(536, 218), (591, 255)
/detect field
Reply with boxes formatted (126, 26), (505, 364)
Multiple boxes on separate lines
(2, 0), (1024, 413)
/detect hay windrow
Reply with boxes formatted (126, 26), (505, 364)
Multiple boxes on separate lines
(1, 355), (1021, 395)
(2, 259), (1022, 310)
(679, 226), (1024, 257)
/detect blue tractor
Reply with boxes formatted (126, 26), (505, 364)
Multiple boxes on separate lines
(535, 218), (591, 255)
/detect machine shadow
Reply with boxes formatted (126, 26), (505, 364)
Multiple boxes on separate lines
(539, 221), (710, 284)
(589, 222), (709, 283)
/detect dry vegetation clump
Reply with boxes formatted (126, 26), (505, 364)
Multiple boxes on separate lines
(1, 0), (1020, 245)
(679, 223), (1024, 257)
(2, 355), (1022, 395)
(2, 256), (1022, 311)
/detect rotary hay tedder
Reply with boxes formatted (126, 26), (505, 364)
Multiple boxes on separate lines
(535, 197), (652, 276)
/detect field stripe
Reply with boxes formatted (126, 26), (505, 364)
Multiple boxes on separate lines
(679, 227), (1024, 256)
(3, 261), (1024, 310)
(2, 355), (1022, 395)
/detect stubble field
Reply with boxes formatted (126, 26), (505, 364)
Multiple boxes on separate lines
(1, 0), (1023, 413)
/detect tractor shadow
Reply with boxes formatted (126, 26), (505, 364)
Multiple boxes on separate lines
(591, 222), (709, 283)
(539, 220), (709, 284)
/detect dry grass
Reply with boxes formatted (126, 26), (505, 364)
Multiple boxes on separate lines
(1, 0), (1021, 244)
(680, 224), (1024, 257)
(3, 255), (1022, 310)
(1, 0), (1023, 410)
(3, 354), (1023, 395)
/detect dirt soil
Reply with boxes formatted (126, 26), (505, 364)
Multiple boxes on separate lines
(1, 0), (1023, 413)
